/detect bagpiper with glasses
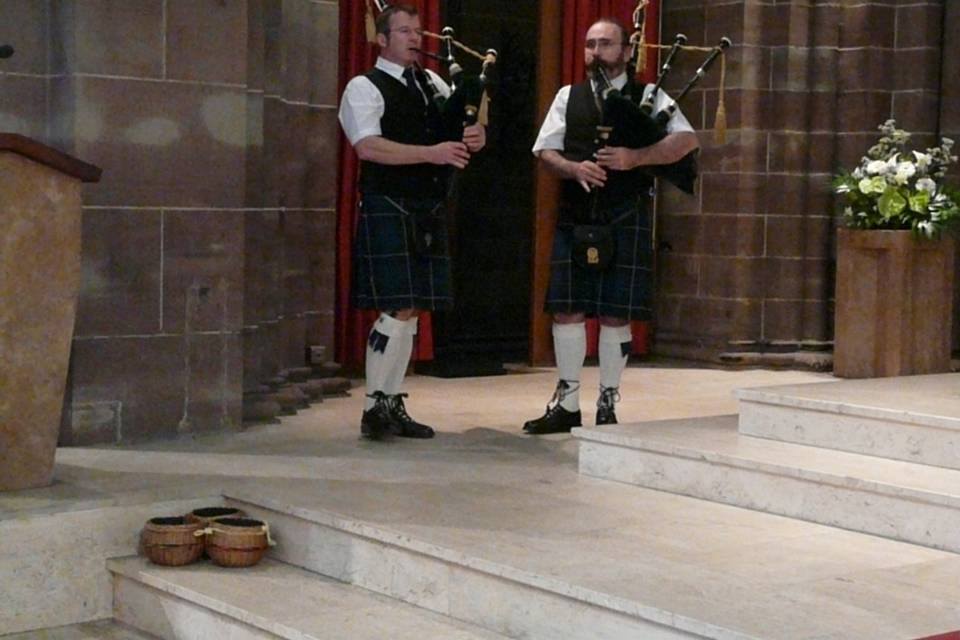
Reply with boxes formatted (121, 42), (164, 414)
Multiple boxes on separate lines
(524, 17), (699, 434)
(339, 3), (486, 441)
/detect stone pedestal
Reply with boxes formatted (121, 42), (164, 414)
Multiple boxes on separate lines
(0, 135), (100, 491)
(834, 228), (955, 378)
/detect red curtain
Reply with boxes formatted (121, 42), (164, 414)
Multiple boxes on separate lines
(562, 0), (660, 357)
(335, 1), (443, 370)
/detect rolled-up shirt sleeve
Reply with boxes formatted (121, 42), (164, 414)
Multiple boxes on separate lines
(338, 76), (385, 146)
(646, 86), (695, 135)
(532, 86), (571, 154)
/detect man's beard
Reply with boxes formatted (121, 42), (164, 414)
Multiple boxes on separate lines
(589, 58), (624, 77)
(588, 58), (625, 79)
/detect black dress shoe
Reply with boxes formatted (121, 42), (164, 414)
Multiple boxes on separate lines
(360, 392), (395, 441)
(596, 405), (618, 425)
(596, 385), (620, 425)
(523, 404), (582, 434)
(388, 393), (435, 439)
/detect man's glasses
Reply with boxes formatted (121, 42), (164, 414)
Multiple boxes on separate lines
(585, 38), (625, 51)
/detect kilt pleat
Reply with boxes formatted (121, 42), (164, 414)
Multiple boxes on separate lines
(544, 199), (653, 320)
(353, 194), (454, 311)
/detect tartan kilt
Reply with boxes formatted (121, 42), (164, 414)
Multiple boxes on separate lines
(353, 194), (454, 311)
(544, 198), (653, 321)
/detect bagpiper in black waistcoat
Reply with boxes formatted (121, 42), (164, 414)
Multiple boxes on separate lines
(360, 68), (448, 200)
(559, 79), (654, 224)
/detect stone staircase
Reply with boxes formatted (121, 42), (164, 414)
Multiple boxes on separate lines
(576, 373), (960, 554)
(7, 373), (960, 640)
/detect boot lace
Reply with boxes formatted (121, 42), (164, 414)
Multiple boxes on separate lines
(597, 385), (620, 409)
(388, 393), (414, 424)
(545, 379), (579, 412)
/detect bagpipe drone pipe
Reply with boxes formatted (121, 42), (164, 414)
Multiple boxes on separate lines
(413, 27), (497, 144)
(595, 33), (731, 195)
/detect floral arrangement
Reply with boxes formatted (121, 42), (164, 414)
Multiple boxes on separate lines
(833, 119), (959, 238)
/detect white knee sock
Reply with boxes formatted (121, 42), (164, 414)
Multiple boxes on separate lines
(364, 313), (410, 410)
(383, 317), (417, 396)
(553, 322), (586, 411)
(599, 324), (632, 391)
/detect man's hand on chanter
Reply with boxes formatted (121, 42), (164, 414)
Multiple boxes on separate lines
(575, 160), (607, 192)
(430, 141), (471, 169)
(463, 124), (486, 153)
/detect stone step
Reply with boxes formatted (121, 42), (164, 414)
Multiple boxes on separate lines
(222, 482), (960, 639)
(0, 487), (223, 636)
(576, 415), (960, 553)
(2, 620), (157, 639)
(735, 373), (960, 469)
(225, 492), (733, 640)
(109, 556), (506, 640)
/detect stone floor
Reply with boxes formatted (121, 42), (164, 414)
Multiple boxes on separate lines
(5, 364), (960, 639)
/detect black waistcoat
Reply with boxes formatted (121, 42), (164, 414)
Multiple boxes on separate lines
(560, 79), (653, 223)
(360, 68), (447, 199)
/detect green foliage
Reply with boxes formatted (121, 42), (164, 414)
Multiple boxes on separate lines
(834, 120), (959, 238)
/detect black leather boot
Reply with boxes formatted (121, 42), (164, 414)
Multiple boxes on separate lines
(388, 393), (435, 439)
(523, 380), (582, 434)
(596, 385), (620, 425)
(360, 392), (396, 440)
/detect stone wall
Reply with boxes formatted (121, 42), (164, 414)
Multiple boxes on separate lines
(655, 0), (956, 362)
(0, 1), (338, 443)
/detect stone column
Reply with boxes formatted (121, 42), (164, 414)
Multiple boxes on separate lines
(654, 1), (950, 365)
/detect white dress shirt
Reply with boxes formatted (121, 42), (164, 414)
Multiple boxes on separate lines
(532, 71), (694, 154)
(339, 56), (452, 147)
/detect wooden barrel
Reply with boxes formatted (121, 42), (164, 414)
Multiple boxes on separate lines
(141, 516), (205, 566)
(185, 506), (246, 526)
(206, 517), (271, 568)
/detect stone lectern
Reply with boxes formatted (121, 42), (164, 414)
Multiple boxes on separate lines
(0, 134), (101, 491)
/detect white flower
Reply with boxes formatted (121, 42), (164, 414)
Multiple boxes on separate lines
(917, 177), (937, 194)
(858, 178), (875, 193)
(844, 206), (853, 216)
(913, 151), (932, 171)
(894, 161), (916, 184)
(866, 160), (887, 175)
(852, 167), (863, 179)
(918, 221), (935, 237)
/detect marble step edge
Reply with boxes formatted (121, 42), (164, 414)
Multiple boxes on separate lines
(573, 424), (960, 511)
(110, 556), (509, 640)
(0, 481), (225, 524)
(2, 619), (160, 640)
(109, 557), (307, 640)
(223, 488), (758, 640)
(734, 387), (960, 432)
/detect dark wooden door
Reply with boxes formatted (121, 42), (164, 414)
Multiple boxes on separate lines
(420, 0), (541, 376)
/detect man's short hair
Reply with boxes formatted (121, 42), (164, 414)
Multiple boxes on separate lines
(591, 17), (630, 46)
(376, 4), (419, 37)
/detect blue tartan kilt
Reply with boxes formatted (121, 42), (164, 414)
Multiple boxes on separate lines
(353, 194), (454, 311)
(544, 199), (653, 321)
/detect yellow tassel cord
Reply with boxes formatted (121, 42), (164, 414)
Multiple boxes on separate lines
(421, 31), (488, 62)
(365, 0), (377, 44)
(631, 0), (648, 78)
(636, 31), (646, 77)
(641, 41), (730, 141)
(478, 92), (490, 126)
(713, 55), (727, 144)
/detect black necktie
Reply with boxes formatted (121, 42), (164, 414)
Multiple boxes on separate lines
(402, 67), (424, 103)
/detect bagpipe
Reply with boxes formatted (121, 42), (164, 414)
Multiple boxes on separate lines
(365, 1), (497, 143)
(592, 1), (731, 194)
